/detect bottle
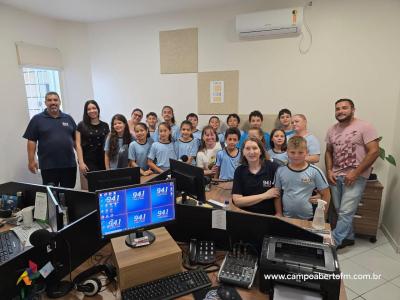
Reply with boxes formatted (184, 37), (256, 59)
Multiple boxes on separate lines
(312, 199), (327, 230)
(223, 199), (230, 210)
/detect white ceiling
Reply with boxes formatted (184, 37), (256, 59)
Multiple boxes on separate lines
(0, 0), (246, 23)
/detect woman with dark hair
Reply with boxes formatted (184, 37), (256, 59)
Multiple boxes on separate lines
(128, 108), (143, 138)
(232, 137), (282, 216)
(104, 114), (132, 169)
(153, 105), (180, 141)
(76, 100), (110, 187)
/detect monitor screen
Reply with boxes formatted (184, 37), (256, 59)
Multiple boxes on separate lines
(87, 167), (141, 192)
(97, 179), (176, 240)
(169, 159), (206, 203)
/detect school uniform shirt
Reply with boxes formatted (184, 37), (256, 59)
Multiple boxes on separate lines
(104, 137), (130, 170)
(304, 133), (321, 155)
(174, 138), (198, 165)
(149, 130), (157, 140)
(192, 129), (202, 141)
(152, 124), (180, 142)
(232, 161), (280, 215)
(218, 132), (225, 144)
(216, 148), (241, 180)
(148, 141), (177, 171)
(128, 138), (153, 170)
(196, 143), (222, 170)
(238, 131), (271, 150)
(274, 164), (329, 220)
(267, 149), (288, 165)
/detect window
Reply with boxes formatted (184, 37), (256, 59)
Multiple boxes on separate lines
(23, 67), (62, 119)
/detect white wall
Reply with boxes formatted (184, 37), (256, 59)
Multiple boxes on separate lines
(88, 0), (400, 211)
(382, 93), (400, 251)
(0, 3), (93, 184)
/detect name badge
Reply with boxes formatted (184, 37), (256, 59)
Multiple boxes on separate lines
(263, 180), (272, 188)
(62, 122), (69, 127)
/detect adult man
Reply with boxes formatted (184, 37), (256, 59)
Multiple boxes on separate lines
(325, 99), (379, 249)
(23, 92), (77, 187)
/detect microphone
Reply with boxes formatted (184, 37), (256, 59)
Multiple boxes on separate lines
(180, 155), (188, 162)
(29, 229), (56, 248)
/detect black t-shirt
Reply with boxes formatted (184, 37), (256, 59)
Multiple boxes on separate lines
(77, 121), (110, 169)
(232, 161), (280, 215)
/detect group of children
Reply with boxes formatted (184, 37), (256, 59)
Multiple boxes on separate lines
(104, 105), (329, 221)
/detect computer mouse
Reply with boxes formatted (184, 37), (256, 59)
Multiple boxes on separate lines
(217, 286), (241, 300)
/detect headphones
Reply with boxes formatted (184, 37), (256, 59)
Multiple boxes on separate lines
(73, 264), (116, 296)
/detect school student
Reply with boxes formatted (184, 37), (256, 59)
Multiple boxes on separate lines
(196, 126), (222, 176)
(153, 105), (179, 142)
(267, 128), (288, 165)
(239, 110), (271, 149)
(186, 113), (202, 141)
(214, 128), (241, 180)
(104, 114), (132, 170)
(148, 122), (177, 173)
(208, 115), (225, 145)
(128, 123), (153, 176)
(274, 136), (330, 220)
(277, 108), (295, 137)
(174, 121), (198, 165)
(226, 113), (244, 136)
(146, 112), (158, 140)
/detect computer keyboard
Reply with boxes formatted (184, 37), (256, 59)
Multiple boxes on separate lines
(11, 222), (46, 247)
(121, 269), (212, 300)
(0, 231), (23, 263)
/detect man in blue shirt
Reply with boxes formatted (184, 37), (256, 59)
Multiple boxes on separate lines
(23, 92), (77, 187)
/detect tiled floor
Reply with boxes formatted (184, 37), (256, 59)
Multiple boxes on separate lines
(337, 229), (400, 299)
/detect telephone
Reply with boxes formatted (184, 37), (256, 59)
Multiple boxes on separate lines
(189, 239), (216, 265)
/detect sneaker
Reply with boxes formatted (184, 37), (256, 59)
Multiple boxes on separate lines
(337, 239), (355, 249)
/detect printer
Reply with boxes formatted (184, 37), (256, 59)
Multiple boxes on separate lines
(259, 236), (341, 300)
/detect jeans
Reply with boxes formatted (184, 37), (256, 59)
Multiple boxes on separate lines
(330, 175), (367, 246)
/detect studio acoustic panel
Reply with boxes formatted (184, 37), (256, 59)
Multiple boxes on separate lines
(159, 28), (198, 74)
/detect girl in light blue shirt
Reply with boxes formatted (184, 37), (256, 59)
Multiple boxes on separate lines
(148, 122), (177, 173)
(267, 128), (288, 165)
(128, 122), (153, 176)
(174, 120), (198, 165)
(153, 106), (180, 142)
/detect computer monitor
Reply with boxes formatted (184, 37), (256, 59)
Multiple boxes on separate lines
(87, 167), (141, 192)
(46, 186), (63, 232)
(96, 179), (176, 248)
(169, 159), (206, 204)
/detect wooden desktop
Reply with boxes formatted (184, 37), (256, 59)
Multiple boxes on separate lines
(40, 175), (346, 300)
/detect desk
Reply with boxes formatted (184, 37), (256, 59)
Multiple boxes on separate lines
(46, 177), (346, 299)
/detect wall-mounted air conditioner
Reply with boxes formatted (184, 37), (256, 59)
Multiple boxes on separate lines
(236, 8), (303, 39)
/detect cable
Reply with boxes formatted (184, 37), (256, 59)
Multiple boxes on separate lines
(298, 2), (313, 54)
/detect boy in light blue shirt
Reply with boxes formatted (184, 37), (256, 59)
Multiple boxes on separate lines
(214, 128), (241, 180)
(274, 136), (330, 220)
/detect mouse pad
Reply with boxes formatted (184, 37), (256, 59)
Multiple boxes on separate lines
(193, 286), (242, 300)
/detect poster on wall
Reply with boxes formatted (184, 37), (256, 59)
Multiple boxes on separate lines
(198, 71), (238, 115)
(210, 80), (224, 104)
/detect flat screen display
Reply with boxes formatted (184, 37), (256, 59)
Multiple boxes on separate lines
(97, 180), (175, 239)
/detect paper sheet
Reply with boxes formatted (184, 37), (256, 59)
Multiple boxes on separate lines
(34, 192), (47, 221)
(274, 284), (322, 300)
(211, 209), (226, 230)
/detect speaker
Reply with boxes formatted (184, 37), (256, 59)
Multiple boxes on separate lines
(73, 264), (116, 296)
